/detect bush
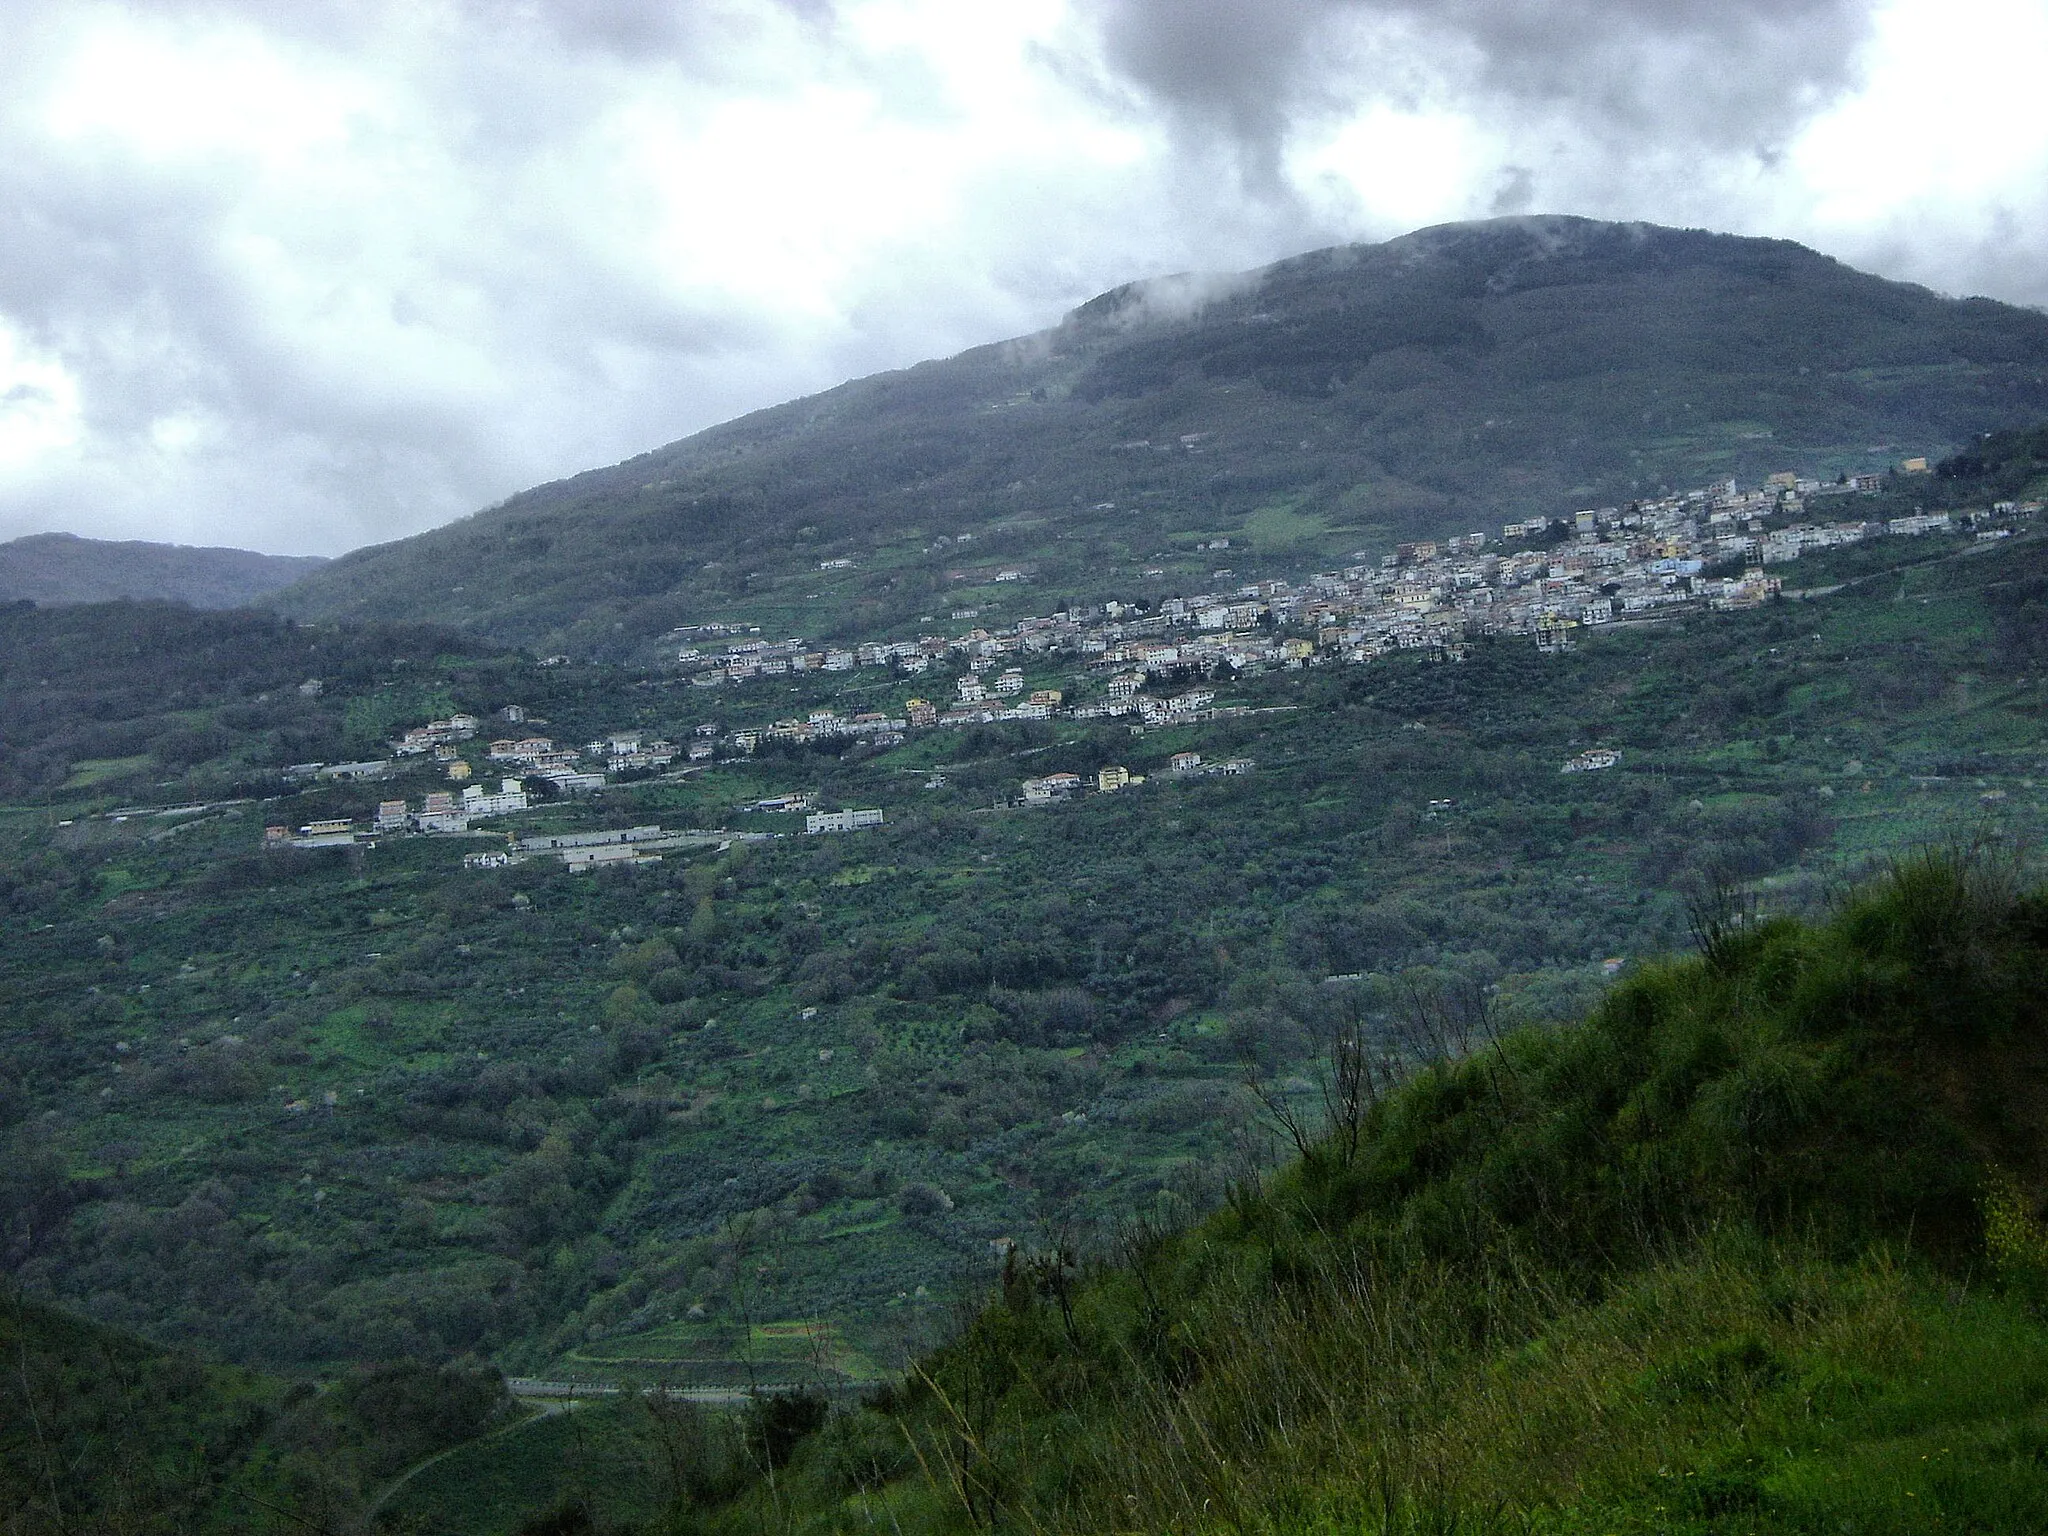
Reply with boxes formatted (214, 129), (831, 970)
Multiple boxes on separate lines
(895, 1182), (953, 1218)
(744, 1390), (828, 1472)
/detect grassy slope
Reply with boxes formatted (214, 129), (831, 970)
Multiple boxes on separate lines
(376, 1400), (666, 1536)
(1, 1288), (281, 1535)
(700, 853), (2048, 1534)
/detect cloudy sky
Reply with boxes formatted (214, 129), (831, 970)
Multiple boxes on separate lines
(1, 0), (2045, 557)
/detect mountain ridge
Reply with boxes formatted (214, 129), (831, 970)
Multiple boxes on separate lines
(0, 531), (328, 609)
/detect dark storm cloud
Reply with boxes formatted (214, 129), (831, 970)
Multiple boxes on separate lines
(1092, 0), (1880, 185)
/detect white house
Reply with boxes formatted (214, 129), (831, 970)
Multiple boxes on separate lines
(805, 808), (884, 834)
(461, 778), (531, 816)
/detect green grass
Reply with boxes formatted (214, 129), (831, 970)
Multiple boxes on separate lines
(61, 753), (154, 789)
(1243, 503), (1329, 554)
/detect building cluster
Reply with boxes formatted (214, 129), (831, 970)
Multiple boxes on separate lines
(270, 704), (682, 802)
(484, 730), (677, 795)
(683, 635), (944, 686)
(461, 825), (773, 872)
(386, 779), (534, 832)
(1020, 754), (1250, 805)
(1168, 751), (1254, 779)
(1277, 487), (2034, 661)
(266, 777), (537, 846)
(512, 824), (751, 868)
(805, 807), (885, 834)
(1561, 748), (1622, 775)
(261, 469), (2038, 854)
(393, 714), (480, 755)
(725, 710), (911, 752)
(672, 478), (2040, 714)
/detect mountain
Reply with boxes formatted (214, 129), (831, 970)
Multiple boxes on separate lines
(278, 216), (2048, 653)
(0, 532), (328, 609)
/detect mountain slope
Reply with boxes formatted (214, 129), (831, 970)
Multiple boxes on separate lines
(278, 216), (2048, 653)
(0, 532), (327, 608)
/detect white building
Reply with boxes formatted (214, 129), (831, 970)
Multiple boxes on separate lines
(805, 808), (885, 834)
(461, 778), (531, 817)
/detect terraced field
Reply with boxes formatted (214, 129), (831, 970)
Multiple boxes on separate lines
(567, 1318), (883, 1391)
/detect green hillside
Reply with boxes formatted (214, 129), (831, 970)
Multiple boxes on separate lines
(3, 415), (2047, 1531)
(5, 491), (2047, 1390)
(275, 217), (2048, 655)
(22, 853), (2048, 1532)
(0, 599), (496, 800)
(646, 849), (2048, 1534)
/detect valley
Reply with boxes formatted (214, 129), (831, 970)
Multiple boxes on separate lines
(5, 458), (2045, 1405)
(4, 221), (2048, 1533)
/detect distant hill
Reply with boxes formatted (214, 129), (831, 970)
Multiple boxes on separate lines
(276, 217), (2048, 656)
(0, 532), (327, 608)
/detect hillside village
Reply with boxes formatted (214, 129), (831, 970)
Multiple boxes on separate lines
(254, 467), (2039, 850)
(675, 469), (2039, 690)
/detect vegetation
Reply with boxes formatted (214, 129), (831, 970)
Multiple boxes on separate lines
(6, 509), (2048, 1395)
(0, 1284), (513, 1534)
(1936, 419), (2048, 493)
(18, 848), (2048, 1532)
(4, 380), (2048, 1527)
(0, 599), (494, 800)
(663, 847), (2048, 1533)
